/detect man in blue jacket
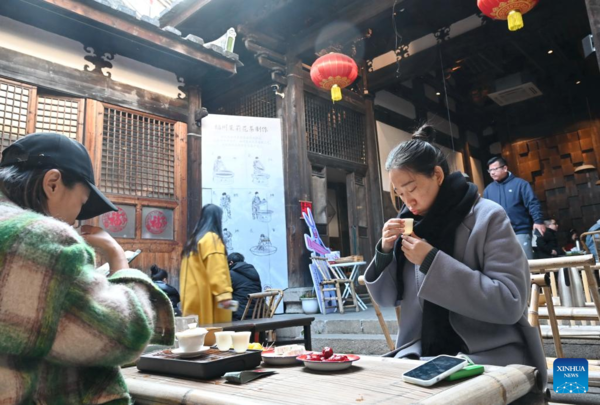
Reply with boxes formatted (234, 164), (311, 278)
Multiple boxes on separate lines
(483, 156), (546, 259)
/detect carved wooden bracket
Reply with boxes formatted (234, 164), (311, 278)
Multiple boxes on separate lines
(83, 44), (114, 77)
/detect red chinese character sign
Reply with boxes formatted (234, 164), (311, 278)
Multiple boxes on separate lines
(300, 200), (313, 218)
(102, 207), (128, 232)
(145, 210), (167, 235)
(142, 207), (174, 240)
(310, 52), (358, 102)
(477, 0), (539, 31)
(99, 205), (135, 238)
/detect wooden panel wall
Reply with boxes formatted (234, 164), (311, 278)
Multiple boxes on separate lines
(511, 127), (600, 241)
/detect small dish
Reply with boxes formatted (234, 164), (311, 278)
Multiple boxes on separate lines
(262, 349), (307, 366)
(296, 354), (360, 371)
(171, 346), (210, 358)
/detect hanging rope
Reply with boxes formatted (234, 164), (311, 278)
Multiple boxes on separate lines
(438, 45), (456, 153)
(393, 0), (403, 79)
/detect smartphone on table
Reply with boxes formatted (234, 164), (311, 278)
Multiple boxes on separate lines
(402, 355), (468, 387)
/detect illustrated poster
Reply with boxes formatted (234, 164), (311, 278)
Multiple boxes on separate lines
(201, 115), (288, 307)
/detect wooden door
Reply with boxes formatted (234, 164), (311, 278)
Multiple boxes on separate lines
(85, 100), (187, 285)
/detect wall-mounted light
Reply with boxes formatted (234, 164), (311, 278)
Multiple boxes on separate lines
(574, 164), (596, 173)
(436, 92), (441, 96)
(576, 80), (582, 85)
(548, 50), (554, 54)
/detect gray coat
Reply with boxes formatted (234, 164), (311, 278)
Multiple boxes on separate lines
(365, 197), (547, 388)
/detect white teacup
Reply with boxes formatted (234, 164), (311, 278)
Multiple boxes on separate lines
(232, 331), (252, 353)
(215, 331), (235, 351)
(403, 218), (414, 235)
(175, 327), (208, 352)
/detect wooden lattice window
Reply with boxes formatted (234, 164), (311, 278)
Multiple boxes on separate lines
(304, 92), (366, 164)
(100, 106), (177, 199)
(216, 85), (277, 118)
(35, 95), (83, 140)
(0, 78), (35, 152)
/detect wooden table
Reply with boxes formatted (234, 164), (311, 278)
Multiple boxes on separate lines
(122, 356), (544, 405)
(203, 314), (315, 350)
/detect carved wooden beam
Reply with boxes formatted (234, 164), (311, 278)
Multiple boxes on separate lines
(289, 0), (396, 56)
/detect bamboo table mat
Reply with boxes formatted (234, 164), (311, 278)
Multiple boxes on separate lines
(122, 356), (542, 404)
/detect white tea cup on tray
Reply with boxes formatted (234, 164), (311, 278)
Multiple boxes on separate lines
(215, 331), (235, 351)
(232, 331), (252, 353)
(175, 326), (208, 353)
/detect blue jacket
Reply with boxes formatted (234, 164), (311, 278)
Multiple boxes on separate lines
(586, 221), (600, 261)
(483, 173), (543, 235)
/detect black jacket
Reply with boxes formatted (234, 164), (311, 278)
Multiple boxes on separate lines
(154, 280), (181, 316)
(230, 261), (262, 321)
(535, 228), (562, 259)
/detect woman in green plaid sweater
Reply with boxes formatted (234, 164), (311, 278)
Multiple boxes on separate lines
(0, 133), (174, 404)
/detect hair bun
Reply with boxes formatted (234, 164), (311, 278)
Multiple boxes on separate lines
(412, 124), (435, 144)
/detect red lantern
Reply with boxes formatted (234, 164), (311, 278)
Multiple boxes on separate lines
(310, 53), (358, 103)
(477, 0), (539, 31)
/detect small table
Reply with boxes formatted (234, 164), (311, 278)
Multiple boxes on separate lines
(123, 356), (543, 404)
(329, 261), (368, 310)
(204, 314), (314, 350)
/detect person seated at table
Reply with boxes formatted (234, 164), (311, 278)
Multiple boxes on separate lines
(151, 264), (181, 316)
(0, 132), (174, 404)
(535, 219), (562, 259)
(585, 219), (600, 261)
(365, 125), (547, 387)
(563, 228), (579, 253)
(180, 204), (234, 324)
(228, 252), (262, 321)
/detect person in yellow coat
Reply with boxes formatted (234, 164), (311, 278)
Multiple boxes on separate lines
(180, 204), (234, 324)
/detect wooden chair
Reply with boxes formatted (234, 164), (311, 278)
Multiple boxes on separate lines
(240, 289), (284, 344)
(240, 289), (284, 320)
(581, 230), (600, 261)
(311, 256), (359, 314)
(528, 255), (600, 357)
(358, 275), (400, 351)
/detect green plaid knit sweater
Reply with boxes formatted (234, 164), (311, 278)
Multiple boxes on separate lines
(0, 193), (174, 404)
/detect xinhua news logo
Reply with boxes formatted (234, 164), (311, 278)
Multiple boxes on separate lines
(553, 358), (588, 394)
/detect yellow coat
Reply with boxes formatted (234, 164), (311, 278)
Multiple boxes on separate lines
(180, 232), (233, 324)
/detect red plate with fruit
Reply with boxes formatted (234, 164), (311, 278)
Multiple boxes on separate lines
(296, 347), (360, 371)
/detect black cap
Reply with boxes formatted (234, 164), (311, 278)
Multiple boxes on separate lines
(0, 132), (117, 220)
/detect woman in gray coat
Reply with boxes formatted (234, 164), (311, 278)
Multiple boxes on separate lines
(365, 125), (546, 387)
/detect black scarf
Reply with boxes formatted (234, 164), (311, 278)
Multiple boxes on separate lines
(393, 172), (479, 357)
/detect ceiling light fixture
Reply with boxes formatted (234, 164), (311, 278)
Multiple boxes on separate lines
(576, 80), (582, 85)
(436, 92), (441, 96)
(574, 164), (596, 173)
(548, 50), (554, 54)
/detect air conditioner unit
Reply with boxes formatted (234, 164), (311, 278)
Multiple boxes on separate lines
(487, 73), (543, 106)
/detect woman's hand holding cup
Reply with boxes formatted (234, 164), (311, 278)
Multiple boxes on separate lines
(381, 219), (405, 253)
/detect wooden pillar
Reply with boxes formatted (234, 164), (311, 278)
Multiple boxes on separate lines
(186, 85), (202, 237)
(283, 57), (312, 287)
(586, 0), (600, 70)
(364, 96), (385, 248)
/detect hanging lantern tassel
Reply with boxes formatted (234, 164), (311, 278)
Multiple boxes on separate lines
(477, 0), (538, 32)
(507, 10), (524, 31)
(331, 85), (342, 102)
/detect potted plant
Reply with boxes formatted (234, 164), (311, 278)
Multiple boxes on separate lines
(300, 289), (319, 314)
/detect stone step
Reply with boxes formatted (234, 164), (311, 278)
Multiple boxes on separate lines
(311, 333), (391, 355)
(311, 318), (398, 336)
